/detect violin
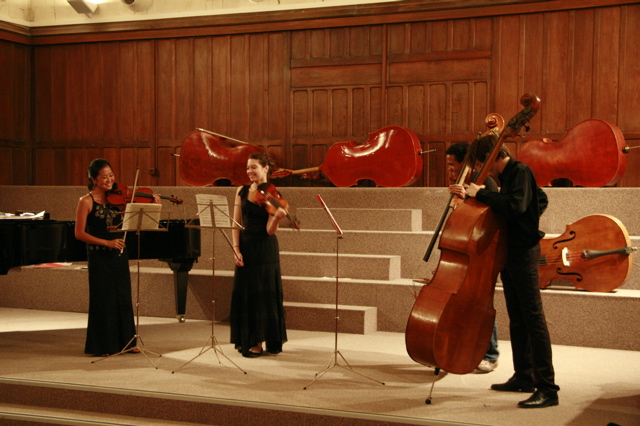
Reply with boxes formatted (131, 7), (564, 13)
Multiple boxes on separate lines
(179, 128), (264, 186)
(516, 119), (627, 187)
(406, 93), (540, 375)
(254, 183), (300, 230)
(271, 126), (425, 187)
(106, 183), (183, 210)
(539, 214), (636, 292)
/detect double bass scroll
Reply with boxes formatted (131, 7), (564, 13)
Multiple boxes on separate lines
(422, 112), (505, 263)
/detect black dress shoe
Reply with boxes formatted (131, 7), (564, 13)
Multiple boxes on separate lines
(518, 390), (559, 408)
(242, 349), (263, 358)
(490, 377), (535, 392)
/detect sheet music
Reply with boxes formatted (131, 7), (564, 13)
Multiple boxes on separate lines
(121, 203), (162, 231)
(196, 194), (231, 228)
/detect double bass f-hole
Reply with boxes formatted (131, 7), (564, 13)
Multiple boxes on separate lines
(552, 231), (576, 249)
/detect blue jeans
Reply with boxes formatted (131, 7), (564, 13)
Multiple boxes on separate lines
(484, 321), (499, 362)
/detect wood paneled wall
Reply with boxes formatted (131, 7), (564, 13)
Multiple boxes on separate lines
(1, 1), (639, 187)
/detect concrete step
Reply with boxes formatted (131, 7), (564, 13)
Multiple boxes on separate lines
(280, 251), (402, 281)
(284, 301), (377, 334)
(296, 207), (422, 232)
(1, 265), (639, 349)
(188, 230), (640, 291)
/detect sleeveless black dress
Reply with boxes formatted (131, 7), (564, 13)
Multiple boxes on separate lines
(230, 185), (287, 356)
(83, 194), (136, 355)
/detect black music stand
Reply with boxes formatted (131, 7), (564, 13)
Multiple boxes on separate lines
(92, 203), (166, 369)
(304, 195), (385, 389)
(172, 194), (246, 374)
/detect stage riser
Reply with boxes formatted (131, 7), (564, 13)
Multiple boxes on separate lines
(1, 267), (638, 351)
(0, 382), (396, 426)
(1, 185), (639, 352)
(280, 251), (402, 281)
(296, 207), (423, 232)
(178, 230), (640, 291)
(2, 186), (640, 235)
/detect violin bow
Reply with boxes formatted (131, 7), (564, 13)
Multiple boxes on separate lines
(119, 166), (141, 255)
(196, 128), (251, 145)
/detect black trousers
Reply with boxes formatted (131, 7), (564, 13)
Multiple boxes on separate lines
(500, 243), (560, 394)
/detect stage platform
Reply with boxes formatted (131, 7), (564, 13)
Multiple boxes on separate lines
(1, 308), (639, 426)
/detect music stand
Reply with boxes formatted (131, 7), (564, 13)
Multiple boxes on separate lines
(304, 195), (385, 389)
(92, 202), (166, 369)
(172, 194), (246, 374)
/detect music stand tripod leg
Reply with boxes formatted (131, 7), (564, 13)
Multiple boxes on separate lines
(173, 202), (246, 374)
(304, 208), (385, 389)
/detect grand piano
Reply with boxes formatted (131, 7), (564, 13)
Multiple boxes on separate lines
(0, 218), (200, 321)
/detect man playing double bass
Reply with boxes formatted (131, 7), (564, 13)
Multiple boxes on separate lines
(450, 134), (560, 408)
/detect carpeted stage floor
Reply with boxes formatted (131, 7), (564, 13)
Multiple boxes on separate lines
(0, 308), (638, 426)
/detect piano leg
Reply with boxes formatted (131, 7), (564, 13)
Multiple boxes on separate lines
(164, 260), (195, 323)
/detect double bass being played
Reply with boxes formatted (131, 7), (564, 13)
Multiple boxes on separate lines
(457, 98), (560, 408)
(406, 94), (560, 408)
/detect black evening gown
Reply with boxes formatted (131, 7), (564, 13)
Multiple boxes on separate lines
(83, 195), (136, 355)
(230, 185), (287, 356)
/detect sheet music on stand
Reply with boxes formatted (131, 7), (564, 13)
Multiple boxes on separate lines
(195, 194), (231, 229)
(121, 203), (165, 231)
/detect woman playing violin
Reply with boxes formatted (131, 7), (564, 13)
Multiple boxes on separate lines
(230, 152), (288, 358)
(74, 158), (160, 357)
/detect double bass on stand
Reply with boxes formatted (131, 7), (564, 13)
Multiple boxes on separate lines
(405, 94), (541, 403)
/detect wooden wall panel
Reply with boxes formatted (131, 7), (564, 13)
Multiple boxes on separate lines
(569, 9), (596, 126)
(102, 43), (120, 142)
(3, 2), (640, 188)
(175, 38), (195, 139)
(619, 5), (640, 132)
(592, 7), (621, 123)
(85, 45), (105, 142)
(66, 45), (85, 141)
(0, 40), (30, 185)
(248, 34), (268, 140)
(312, 90), (330, 137)
(136, 41), (156, 143)
(229, 35), (249, 140)
(119, 43), (137, 141)
(0, 147), (14, 185)
(156, 39), (175, 143)
(211, 36), (232, 134)
(268, 32), (289, 141)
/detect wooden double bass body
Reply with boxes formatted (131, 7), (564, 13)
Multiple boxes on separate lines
(539, 214), (635, 292)
(179, 128), (264, 186)
(405, 94), (541, 375)
(516, 119), (627, 187)
(272, 126), (423, 187)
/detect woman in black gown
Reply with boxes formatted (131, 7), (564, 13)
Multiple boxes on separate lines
(230, 153), (288, 358)
(74, 158), (158, 356)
